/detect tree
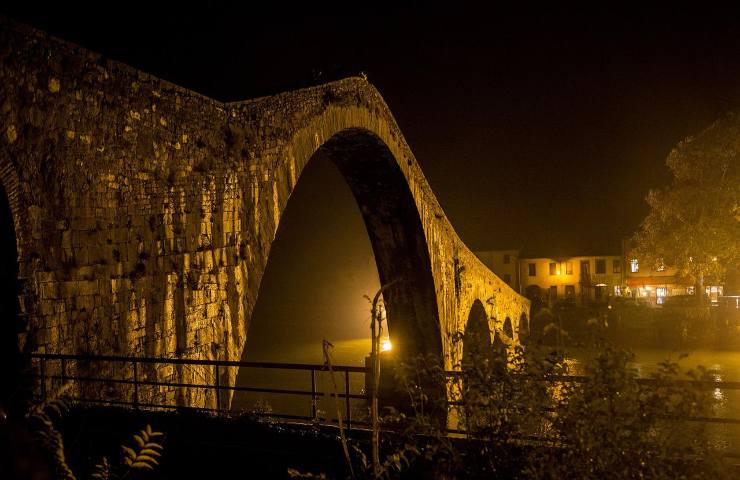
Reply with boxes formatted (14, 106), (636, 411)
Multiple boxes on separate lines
(631, 112), (740, 291)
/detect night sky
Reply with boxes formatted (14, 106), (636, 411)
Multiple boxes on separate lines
(6, 9), (740, 254)
(5, 9), (740, 356)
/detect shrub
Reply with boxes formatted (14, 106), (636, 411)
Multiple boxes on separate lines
(374, 338), (732, 479)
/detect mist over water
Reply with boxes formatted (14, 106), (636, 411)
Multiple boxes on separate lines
(232, 157), (382, 413)
(238, 157), (381, 366)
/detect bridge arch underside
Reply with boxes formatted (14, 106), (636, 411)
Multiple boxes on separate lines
(0, 181), (21, 414)
(239, 128), (444, 372)
(463, 300), (491, 369)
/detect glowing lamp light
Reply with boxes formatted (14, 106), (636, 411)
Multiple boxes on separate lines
(381, 339), (392, 352)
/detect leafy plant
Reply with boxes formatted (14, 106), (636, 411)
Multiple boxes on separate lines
(91, 424), (164, 479)
(26, 390), (165, 480)
(287, 467), (327, 479)
(27, 396), (76, 480)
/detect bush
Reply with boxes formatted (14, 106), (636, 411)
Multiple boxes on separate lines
(0, 390), (165, 480)
(374, 338), (732, 479)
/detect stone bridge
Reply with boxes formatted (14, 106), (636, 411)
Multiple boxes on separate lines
(0, 19), (530, 409)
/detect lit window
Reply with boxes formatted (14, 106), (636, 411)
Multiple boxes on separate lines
(630, 259), (639, 273)
(549, 262), (557, 275)
(656, 287), (667, 305)
(566, 262), (573, 275)
(614, 285), (621, 296)
(612, 260), (621, 273)
(528, 263), (536, 276)
(706, 285), (723, 303)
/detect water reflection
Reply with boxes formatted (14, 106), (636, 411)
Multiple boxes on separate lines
(714, 387), (724, 402)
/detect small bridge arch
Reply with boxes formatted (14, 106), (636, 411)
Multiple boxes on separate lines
(462, 299), (491, 368)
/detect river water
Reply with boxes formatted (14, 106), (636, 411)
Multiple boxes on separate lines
(232, 338), (374, 424)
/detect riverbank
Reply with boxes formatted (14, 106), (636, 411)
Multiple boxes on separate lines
(531, 302), (740, 350)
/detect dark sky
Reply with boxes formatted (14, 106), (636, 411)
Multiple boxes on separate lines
(6, 9), (740, 255)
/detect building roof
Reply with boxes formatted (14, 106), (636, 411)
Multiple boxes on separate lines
(520, 251), (621, 260)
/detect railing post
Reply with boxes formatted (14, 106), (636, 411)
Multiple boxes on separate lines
(311, 369), (317, 421)
(215, 364), (221, 411)
(40, 356), (47, 402)
(345, 370), (351, 432)
(132, 359), (139, 410)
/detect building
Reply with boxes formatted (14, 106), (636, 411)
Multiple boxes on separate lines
(623, 257), (725, 305)
(476, 249), (624, 305)
(475, 248), (521, 291)
(477, 247), (731, 307)
(519, 255), (623, 305)
(622, 258), (689, 305)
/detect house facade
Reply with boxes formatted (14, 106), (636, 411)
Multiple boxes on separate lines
(623, 257), (725, 305)
(477, 246), (732, 307)
(519, 255), (624, 305)
(476, 249), (624, 305)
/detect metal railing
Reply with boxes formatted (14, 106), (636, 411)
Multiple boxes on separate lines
(30, 352), (369, 432)
(28, 352), (740, 438)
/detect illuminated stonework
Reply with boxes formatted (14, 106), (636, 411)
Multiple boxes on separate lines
(0, 18), (530, 409)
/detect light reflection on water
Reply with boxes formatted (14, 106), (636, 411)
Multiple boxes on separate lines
(715, 387), (725, 401)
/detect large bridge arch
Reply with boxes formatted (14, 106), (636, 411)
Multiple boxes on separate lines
(0, 155), (30, 415)
(0, 18), (530, 411)
(241, 127), (443, 367)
